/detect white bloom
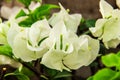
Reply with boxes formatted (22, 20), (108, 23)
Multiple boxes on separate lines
(41, 21), (99, 71)
(63, 35), (99, 70)
(49, 3), (82, 33)
(0, 21), (9, 44)
(7, 19), (50, 62)
(26, 19), (51, 51)
(90, 0), (120, 48)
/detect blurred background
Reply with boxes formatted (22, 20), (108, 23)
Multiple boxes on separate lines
(0, 0), (118, 80)
(0, 0), (117, 19)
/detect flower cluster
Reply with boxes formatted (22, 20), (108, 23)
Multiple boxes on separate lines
(90, 0), (120, 49)
(0, 2), (100, 72)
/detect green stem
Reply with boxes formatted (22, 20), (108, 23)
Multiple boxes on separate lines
(20, 62), (41, 79)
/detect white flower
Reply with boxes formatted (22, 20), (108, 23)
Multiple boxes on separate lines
(48, 3), (82, 33)
(0, 21), (9, 44)
(41, 21), (99, 71)
(90, 0), (120, 48)
(26, 19), (51, 51)
(63, 35), (99, 70)
(7, 19), (50, 62)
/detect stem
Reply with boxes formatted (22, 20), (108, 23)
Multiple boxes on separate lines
(20, 62), (41, 79)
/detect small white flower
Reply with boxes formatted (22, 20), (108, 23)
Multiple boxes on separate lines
(26, 19), (51, 51)
(0, 21), (9, 44)
(49, 3), (82, 33)
(90, 0), (120, 48)
(7, 18), (50, 62)
(41, 21), (99, 71)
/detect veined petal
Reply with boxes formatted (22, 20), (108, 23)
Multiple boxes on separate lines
(64, 14), (82, 32)
(0, 22), (9, 44)
(41, 48), (70, 71)
(83, 35), (99, 66)
(89, 19), (107, 38)
(63, 35), (99, 69)
(104, 39), (120, 49)
(27, 19), (51, 51)
(7, 22), (23, 48)
(49, 3), (81, 32)
(101, 18), (120, 42)
(13, 31), (37, 62)
(100, 0), (113, 18)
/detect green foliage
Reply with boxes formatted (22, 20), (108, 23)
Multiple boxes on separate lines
(0, 44), (13, 58)
(77, 18), (96, 35)
(102, 53), (120, 68)
(17, 4), (59, 27)
(18, 0), (32, 7)
(4, 72), (30, 80)
(15, 9), (27, 19)
(85, 19), (96, 28)
(87, 68), (120, 80)
(19, 66), (34, 77)
(87, 51), (120, 80)
(43, 66), (72, 80)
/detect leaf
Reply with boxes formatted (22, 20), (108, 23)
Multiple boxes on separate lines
(93, 68), (116, 80)
(18, 17), (34, 27)
(0, 44), (13, 58)
(87, 76), (94, 80)
(19, 66), (34, 77)
(102, 53), (120, 67)
(18, 4), (59, 27)
(15, 9), (27, 19)
(18, 0), (32, 7)
(31, 4), (59, 19)
(4, 72), (30, 80)
(53, 70), (72, 79)
(85, 19), (96, 28)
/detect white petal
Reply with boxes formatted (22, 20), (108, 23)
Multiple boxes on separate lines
(41, 49), (69, 71)
(27, 19), (51, 51)
(13, 31), (37, 62)
(89, 19), (107, 37)
(63, 35), (99, 69)
(7, 23), (22, 47)
(104, 39), (120, 49)
(101, 18), (120, 42)
(100, 0), (113, 18)
(49, 3), (81, 32)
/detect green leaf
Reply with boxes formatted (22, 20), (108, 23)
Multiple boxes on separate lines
(117, 51), (120, 57)
(18, 0), (32, 7)
(53, 70), (72, 79)
(93, 68), (116, 80)
(102, 53), (120, 67)
(85, 19), (96, 28)
(31, 4), (59, 19)
(87, 76), (94, 80)
(32, 0), (42, 2)
(15, 9), (27, 19)
(18, 4), (59, 27)
(19, 17), (34, 27)
(0, 44), (13, 58)
(19, 66), (34, 77)
(4, 72), (30, 80)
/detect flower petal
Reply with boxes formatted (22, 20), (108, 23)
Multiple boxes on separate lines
(49, 3), (81, 32)
(100, 0), (113, 18)
(13, 31), (37, 62)
(41, 49), (70, 71)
